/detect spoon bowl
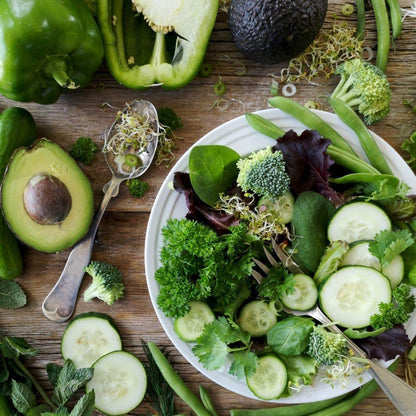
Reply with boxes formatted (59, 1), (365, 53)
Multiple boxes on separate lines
(42, 99), (159, 322)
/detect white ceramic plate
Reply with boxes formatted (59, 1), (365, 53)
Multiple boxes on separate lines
(145, 108), (416, 403)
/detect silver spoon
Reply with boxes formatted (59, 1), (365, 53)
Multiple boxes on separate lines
(42, 99), (159, 322)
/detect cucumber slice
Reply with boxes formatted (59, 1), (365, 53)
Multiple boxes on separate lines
(327, 202), (391, 243)
(281, 274), (318, 311)
(341, 241), (404, 288)
(238, 300), (277, 337)
(319, 266), (392, 328)
(61, 312), (122, 369)
(246, 354), (287, 400)
(257, 192), (295, 224)
(86, 350), (147, 416)
(174, 301), (215, 342)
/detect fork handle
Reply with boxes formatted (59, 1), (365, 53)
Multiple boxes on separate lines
(367, 360), (416, 416)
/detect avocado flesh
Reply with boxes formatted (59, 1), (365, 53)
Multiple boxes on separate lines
(1, 139), (94, 253)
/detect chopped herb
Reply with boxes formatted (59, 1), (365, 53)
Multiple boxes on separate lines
(126, 178), (149, 198)
(69, 136), (99, 165)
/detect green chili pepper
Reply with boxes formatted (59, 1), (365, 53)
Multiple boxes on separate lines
(96, 0), (218, 89)
(0, 0), (104, 104)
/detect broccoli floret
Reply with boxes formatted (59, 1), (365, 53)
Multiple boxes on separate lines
(306, 324), (347, 365)
(126, 178), (149, 198)
(69, 137), (99, 165)
(330, 58), (391, 124)
(83, 261), (124, 305)
(236, 146), (290, 199)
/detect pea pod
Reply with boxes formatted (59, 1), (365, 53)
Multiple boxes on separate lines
(147, 342), (212, 416)
(244, 113), (379, 175)
(328, 97), (392, 175)
(371, 0), (390, 72)
(386, 0), (402, 39)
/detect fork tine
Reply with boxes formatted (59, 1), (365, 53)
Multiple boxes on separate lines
(263, 246), (280, 267)
(251, 269), (264, 284)
(271, 238), (304, 274)
(253, 258), (270, 274)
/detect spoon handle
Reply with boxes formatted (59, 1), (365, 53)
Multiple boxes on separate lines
(42, 176), (123, 322)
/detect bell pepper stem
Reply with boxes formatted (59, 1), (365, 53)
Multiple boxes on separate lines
(43, 55), (79, 89)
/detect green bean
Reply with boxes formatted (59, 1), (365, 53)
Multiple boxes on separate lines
(371, 0), (390, 72)
(245, 113), (286, 138)
(199, 386), (219, 416)
(385, 0), (402, 39)
(328, 97), (393, 174)
(356, 0), (366, 41)
(147, 342), (212, 416)
(307, 360), (399, 416)
(268, 97), (358, 157)
(230, 394), (349, 416)
(245, 112), (379, 174)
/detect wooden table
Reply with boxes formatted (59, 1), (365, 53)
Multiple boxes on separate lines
(1, 1), (415, 415)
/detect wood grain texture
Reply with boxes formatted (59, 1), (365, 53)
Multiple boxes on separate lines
(0, 1), (415, 415)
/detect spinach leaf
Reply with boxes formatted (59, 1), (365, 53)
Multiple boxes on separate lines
(189, 145), (239, 206)
(291, 191), (336, 273)
(267, 316), (314, 356)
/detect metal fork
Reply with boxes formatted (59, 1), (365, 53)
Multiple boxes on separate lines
(252, 240), (416, 416)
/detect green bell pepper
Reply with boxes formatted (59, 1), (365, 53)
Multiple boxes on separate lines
(97, 0), (218, 89)
(0, 0), (104, 104)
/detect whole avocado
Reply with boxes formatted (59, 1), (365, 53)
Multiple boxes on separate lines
(228, 0), (328, 64)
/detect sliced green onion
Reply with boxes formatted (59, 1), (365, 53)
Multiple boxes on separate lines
(124, 154), (141, 168)
(270, 80), (279, 96)
(214, 78), (226, 96)
(282, 83), (297, 97)
(199, 62), (212, 78)
(342, 3), (354, 15)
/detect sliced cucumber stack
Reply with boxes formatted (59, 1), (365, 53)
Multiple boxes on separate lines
(61, 312), (122, 368)
(174, 301), (215, 342)
(246, 354), (287, 400)
(238, 300), (277, 337)
(341, 241), (404, 288)
(319, 266), (392, 328)
(86, 350), (147, 415)
(327, 201), (391, 243)
(281, 274), (318, 311)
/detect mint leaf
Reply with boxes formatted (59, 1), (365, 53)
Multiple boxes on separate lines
(11, 379), (37, 413)
(369, 229), (414, 267)
(70, 391), (95, 416)
(1, 337), (38, 359)
(0, 280), (26, 309)
(52, 360), (93, 406)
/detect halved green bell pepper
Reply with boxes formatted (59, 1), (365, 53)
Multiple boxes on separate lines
(97, 0), (218, 89)
(0, 0), (104, 104)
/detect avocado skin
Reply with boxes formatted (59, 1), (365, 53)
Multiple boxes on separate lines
(229, 0), (328, 64)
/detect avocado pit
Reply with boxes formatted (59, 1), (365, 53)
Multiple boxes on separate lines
(23, 173), (72, 225)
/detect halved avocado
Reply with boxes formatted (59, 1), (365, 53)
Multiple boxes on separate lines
(1, 139), (94, 253)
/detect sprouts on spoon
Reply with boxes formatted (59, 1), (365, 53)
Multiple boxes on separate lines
(103, 102), (159, 176)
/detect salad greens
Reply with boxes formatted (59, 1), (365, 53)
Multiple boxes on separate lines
(155, 107), (416, 400)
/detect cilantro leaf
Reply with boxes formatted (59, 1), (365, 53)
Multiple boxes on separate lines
(229, 350), (258, 379)
(193, 317), (252, 372)
(258, 265), (294, 301)
(0, 280), (27, 309)
(369, 229), (414, 268)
